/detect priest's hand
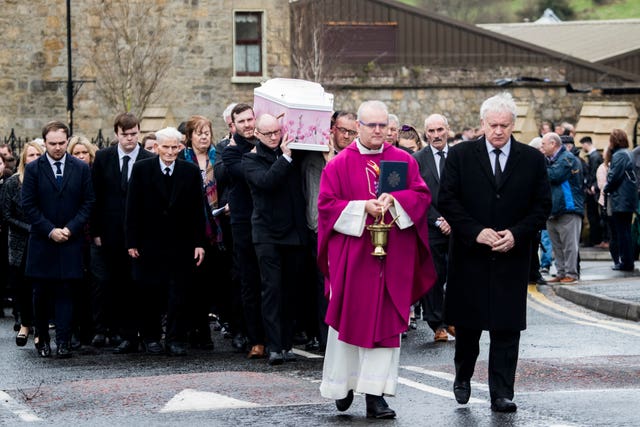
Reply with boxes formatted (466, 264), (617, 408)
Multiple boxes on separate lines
(365, 199), (386, 217)
(377, 193), (395, 211)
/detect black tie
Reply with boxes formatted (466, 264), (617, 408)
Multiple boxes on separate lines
(54, 161), (63, 186)
(164, 167), (171, 176)
(493, 148), (503, 185)
(437, 151), (445, 179)
(121, 155), (130, 191)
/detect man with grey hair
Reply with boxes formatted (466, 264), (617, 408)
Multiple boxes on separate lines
(414, 113), (455, 343)
(385, 113), (400, 146)
(540, 132), (584, 284)
(318, 100), (436, 419)
(125, 127), (206, 356)
(439, 92), (551, 413)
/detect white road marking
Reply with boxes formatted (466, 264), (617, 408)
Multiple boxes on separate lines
(528, 287), (640, 337)
(291, 348), (324, 359)
(0, 390), (43, 422)
(401, 366), (489, 392)
(397, 377), (486, 404)
(160, 389), (260, 413)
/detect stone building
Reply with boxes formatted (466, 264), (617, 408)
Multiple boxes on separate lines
(1, 0), (292, 140)
(2, 0), (639, 144)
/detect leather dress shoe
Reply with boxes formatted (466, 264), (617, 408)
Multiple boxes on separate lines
(247, 344), (266, 359)
(267, 351), (284, 366)
(91, 333), (106, 347)
(335, 390), (353, 412)
(36, 340), (52, 358)
(108, 334), (123, 347)
(365, 394), (396, 419)
(232, 333), (247, 352)
(491, 397), (517, 413)
(453, 379), (471, 404)
(434, 328), (449, 342)
(145, 341), (164, 355)
(56, 343), (72, 359)
(16, 328), (30, 347)
(113, 340), (138, 354)
(70, 334), (82, 350)
(282, 349), (297, 362)
(167, 342), (187, 356)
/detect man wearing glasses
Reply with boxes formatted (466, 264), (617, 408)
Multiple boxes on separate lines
(330, 111), (358, 155)
(318, 100), (436, 419)
(242, 114), (307, 366)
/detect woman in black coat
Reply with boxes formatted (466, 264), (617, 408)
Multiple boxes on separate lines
(2, 142), (43, 345)
(603, 129), (638, 272)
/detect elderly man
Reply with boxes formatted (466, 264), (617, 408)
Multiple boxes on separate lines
(540, 132), (584, 284)
(242, 114), (308, 365)
(125, 127), (205, 356)
(385, 113), (400, 146)
(439, 93), (551, 413)
(414, 113), (454, 342)
(318, 100), (436, 419)
(22, 121), (95, 358)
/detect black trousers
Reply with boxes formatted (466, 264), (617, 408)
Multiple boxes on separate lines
(423, 239), (448, 331)
(139, 277), (188, 344)
(585, 193), (602, 246)
(611, 211), (634, 269)
(230, 223), (264, 346)
(90, 244), (139, 341)
(454, 326), (521, 402)
(32, 279), (74, 346)
(254, 243), (303, 353)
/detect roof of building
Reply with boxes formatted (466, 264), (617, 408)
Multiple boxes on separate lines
(478, 19), (640, 63)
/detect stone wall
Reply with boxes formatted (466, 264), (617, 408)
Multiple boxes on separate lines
(0, 0), (291, 140)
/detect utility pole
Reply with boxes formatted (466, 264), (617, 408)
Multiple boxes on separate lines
(66, 0), (74, 134)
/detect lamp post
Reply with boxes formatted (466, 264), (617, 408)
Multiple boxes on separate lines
(66, 0), (74, 134)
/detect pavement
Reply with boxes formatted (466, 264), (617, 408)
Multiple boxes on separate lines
(542, 246), (640, 322)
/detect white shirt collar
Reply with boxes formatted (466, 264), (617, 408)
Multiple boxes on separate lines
(356, 138), (384, 155)
(159, 157), (175, 174)
(118, 144), (140, 160)
(485, 138), (511, 158)
(429, 144), (448, 156)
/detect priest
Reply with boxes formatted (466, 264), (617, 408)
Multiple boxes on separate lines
(317, 100), (436, 419)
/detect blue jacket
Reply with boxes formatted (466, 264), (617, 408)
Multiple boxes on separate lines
(604, 148), (638, 213)
(547, 146), (584, 218)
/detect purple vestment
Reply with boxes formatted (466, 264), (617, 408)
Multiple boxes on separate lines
(318, 142), (436, 348)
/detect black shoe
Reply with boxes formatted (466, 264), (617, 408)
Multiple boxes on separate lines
(292, 331), (308, 345)
(453, 379), (471, 404)
(409, 318), (418, 330)
(282, 349), (297, 362)
(231, 333), (247, 352)
(113, 340), (138, 354)
(491, 397), (517, 413)
(145, 341), (164, 355)
(335, 390), (353, 412)
(305, 337), (320, 351)
(91, 333), (106, 347)
(16, 328), (30, 347)
(70, 334), (82, 350)
(267, 351), (284, 366)
(36, 339), (51, 358)
(167, 342), (187, 356)
(13, 321), (21, 332)
(108, 334), (123, 347)
(56, 344), (72, 359)
(365, 394), (396, 419)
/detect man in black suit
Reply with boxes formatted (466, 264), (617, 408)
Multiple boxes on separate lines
(22, 121), (95, 358)
(125, 127), (206, 356)
(413, 113), (454, 343)
(221, 104), (266, 359)
(439, 93), (551, 413)
(242, 114), (308, 365)
(90, 113), (155, 353)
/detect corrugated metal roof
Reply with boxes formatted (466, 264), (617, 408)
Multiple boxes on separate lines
(478, 19), (640, 63)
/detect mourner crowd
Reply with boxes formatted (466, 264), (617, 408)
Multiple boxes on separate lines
(0, 93), (637, 418)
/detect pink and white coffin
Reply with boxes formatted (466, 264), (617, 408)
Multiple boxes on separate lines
(253, 78), (334, 152)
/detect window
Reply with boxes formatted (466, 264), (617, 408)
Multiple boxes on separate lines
(234, 11), (263, 78)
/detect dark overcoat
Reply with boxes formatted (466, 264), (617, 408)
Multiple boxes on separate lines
(91, 144), (155, 249)
(414, 146), (448, 244)
(125, 157), (206, 283)
(438, 137), (551, 331)
(22, 154), (95, 280)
